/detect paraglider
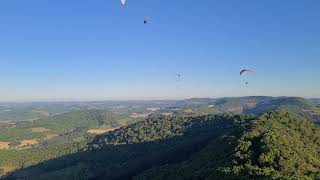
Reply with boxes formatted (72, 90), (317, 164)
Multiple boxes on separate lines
(175, 74), (182, 89)
(144, 17), (149, 24)
(240, 69), (254, 85)
(176, 74), (182, 81)
(119, 0), (150, 25)
(120, 0), (126, 6)
(240, 69), (254, 76)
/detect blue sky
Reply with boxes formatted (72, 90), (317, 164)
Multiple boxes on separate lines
(0, 0), (319, 101)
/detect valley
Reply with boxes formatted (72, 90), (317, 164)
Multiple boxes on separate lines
(0, 97), (319, 179)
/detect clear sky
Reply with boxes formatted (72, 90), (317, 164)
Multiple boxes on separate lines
(0, 0), (319, 101)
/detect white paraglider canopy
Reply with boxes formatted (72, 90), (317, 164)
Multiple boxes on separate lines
(120, 0), (126, 6)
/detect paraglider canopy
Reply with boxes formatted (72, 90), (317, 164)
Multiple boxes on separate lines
(240, 69), (254, 86)
(144, 17), (149, 24)
(120, 0), (126, 6)
(176, 73), (182, 82)
(240, 69), (254, 76)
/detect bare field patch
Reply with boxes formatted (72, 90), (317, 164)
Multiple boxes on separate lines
(147, 108), (160, 111)
(0, 141), (10, 150)
(130, 113), (151, 119)
(113, 105), (127, 109)
(29, 127), (50, 133)
(303, 109), (313, 112)
(184, 109), (193, 113)
(162, 112), (173, 116)
(227, 107), (243, 114)
(32, 110), (50, 117)
(87, 129), (115, 134)
(16, 139), (38, 149)
(45, 134), (58, 140)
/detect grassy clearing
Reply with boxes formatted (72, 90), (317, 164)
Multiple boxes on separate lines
(28, 127), (50, 133)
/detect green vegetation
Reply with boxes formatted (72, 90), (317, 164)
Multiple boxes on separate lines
(0, 138), (89, 171)
(2, 110), (319, 179)
(225, 111), (320, 179)
(0, 110), (132, 148)
(0, 108), (47, 122)
(2, 113), (252, 179)
(1, 98), (320, 180)
(137, 112), (320, 180)
(180, 105), (222, 115)
(31, 110), (131, 134)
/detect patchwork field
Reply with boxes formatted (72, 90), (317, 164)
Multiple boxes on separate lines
(16, 139), (38, 149)
(146, 108), (160, 111)
(0, 141), (10, 150)
(31, 110), (50, 117)
(161, 112), (173, 116)
(130, 113), (151, 119)
(29, 127), (50, 133)
(87, 129), (115, 134)
(44, 134), (59, 140)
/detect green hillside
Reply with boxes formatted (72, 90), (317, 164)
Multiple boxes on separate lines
(31, 110), (131, 133)
(0, 110), (132, 148)
(188, 97), (320, 123)
(247, 97), (320, 123)
(137, 111), (320, 179)
(4, 111), (320, 179)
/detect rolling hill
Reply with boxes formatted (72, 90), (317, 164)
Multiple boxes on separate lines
(3, 111), (320, 179)
(177, 97), (320, 123)
(1, 97), (319, 123)
(0, 110), (133, 150)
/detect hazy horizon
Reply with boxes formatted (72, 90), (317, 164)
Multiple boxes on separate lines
(0, 95), (319, 103)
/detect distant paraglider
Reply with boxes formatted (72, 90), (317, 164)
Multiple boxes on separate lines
(120, 0), (126, 6)
(144, 17), (149, 24)
(119, 1), (150, 25)
(176, 74), (182, 82)
(240, 69), (254, 85)
(240, 69), (254, 76)
(175, 73), (182, 88)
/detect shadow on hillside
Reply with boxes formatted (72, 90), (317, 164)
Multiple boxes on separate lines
(5, 116), (242, 180)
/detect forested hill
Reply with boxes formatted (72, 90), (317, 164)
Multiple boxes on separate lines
(5, 111), (320, 179)
(0, 109), (133, 147)
(137, 111), (320, 179)
(181, 96), (320, 123)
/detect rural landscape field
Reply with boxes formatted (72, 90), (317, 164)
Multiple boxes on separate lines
(0, 97), (320, 179)
(1, 0), (319, 179)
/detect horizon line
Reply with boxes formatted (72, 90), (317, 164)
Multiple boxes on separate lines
(0, 96), (318, 103)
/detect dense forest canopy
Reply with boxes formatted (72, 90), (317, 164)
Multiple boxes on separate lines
(2, 110), (320, 180)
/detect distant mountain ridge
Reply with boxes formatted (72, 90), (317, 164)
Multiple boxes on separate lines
(0, 96), (319, 129)
(178, 96), (320, 123)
